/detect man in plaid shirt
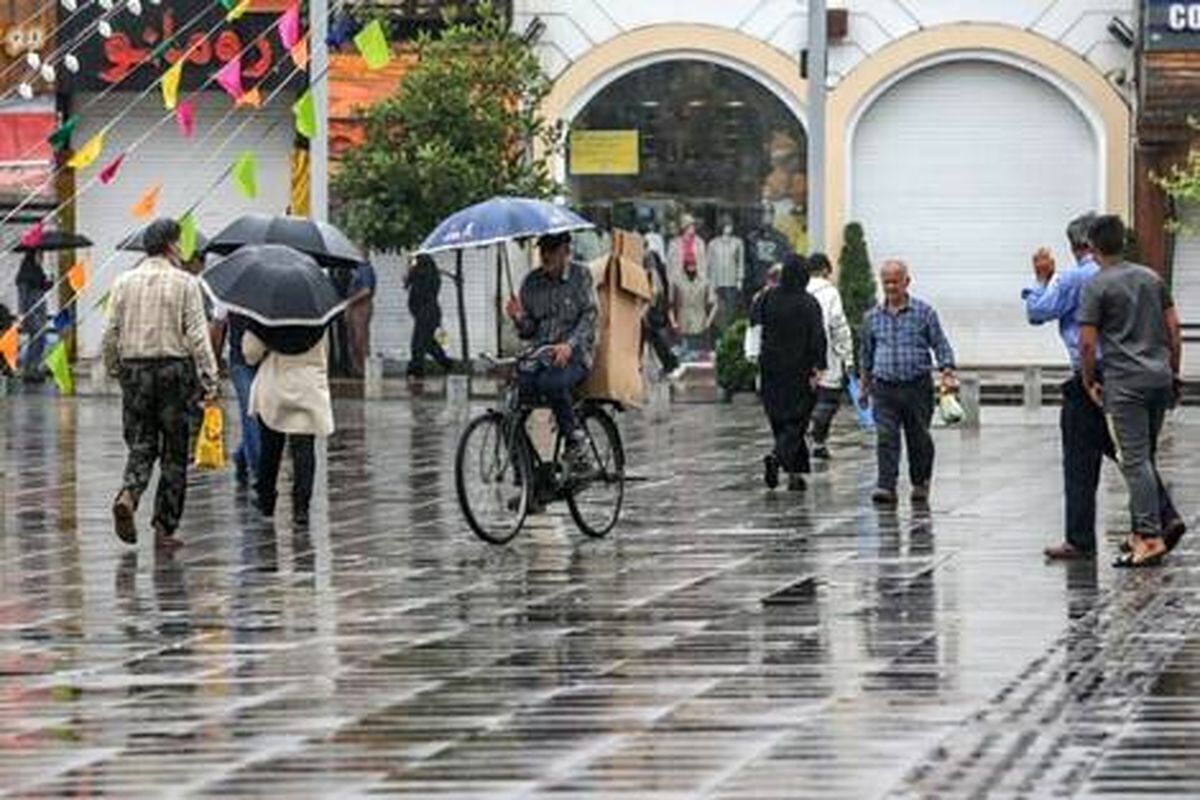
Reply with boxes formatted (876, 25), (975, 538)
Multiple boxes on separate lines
(859, 260), (956, 506)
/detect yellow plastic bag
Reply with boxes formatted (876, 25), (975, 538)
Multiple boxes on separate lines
(193, 405), (226, 470)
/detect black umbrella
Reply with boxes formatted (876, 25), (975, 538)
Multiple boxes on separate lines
(118, 225), (210, 254)
(201, 244), (347, 331)
(206, 214), (366, 270)
(12, 230), (92, 252)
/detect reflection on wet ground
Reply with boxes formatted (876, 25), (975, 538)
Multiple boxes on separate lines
(1, 396), (1198, 797)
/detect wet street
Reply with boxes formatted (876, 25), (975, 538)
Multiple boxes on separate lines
(2, 394), (1199, 798)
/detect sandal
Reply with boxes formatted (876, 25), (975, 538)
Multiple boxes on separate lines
(1113, 540), (1167, 569)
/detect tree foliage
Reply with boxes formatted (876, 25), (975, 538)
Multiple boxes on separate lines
(1158, 127), (1200, 234)
(837, 222), (876, 356)
(333, 3), (560, 251)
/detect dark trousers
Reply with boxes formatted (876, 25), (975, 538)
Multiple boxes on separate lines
(761, 375), (816, 474)
(257, 422), (316, 514)
(873, 376), (935, 491)
(519, 360), (588, 438)
(642, 321), (678, 373)
(809, 385), (844, 445)
(1061, 375), (1179, 550)
(17, 283), (46, 376)
(119, 358), (197, 534)
(409, 311), (453, 374)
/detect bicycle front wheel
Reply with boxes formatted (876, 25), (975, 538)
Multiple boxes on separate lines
(455, 412), (531, 545)
(566, 406), (625, 538)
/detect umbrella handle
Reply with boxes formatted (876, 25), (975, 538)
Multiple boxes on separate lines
(502, 244), (516, 298)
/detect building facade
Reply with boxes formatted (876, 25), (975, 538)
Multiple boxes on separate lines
(517, 0), (1137, 366)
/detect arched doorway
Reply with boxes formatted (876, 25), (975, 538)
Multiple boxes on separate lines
(567, 59), (807, 291)
(850, 58), (1100, 365)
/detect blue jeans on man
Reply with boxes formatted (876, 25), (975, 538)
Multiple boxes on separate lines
(230, 363), (260, 483)
(519, 359), (589, 440)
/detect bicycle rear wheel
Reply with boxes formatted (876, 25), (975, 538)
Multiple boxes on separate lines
(566, 406), (625, 538)
(456, 412), (531, 545)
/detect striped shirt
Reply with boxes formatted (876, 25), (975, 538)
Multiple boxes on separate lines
(515, 261), (598, 368)
(102, 256), (219, 393)
(861, 296), (955, 383)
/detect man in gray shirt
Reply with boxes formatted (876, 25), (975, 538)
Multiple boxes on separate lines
(1078, 215), (1184, 567)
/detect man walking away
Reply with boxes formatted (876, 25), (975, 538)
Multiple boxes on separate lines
(807, 252), (855, 459)
(1079, 215), (1185, 568)
(406, 254), (454, 377)
(102, 218), (219, 550)
(15, 250), (50, 381)
(859, 260), (956, 506)
(757, 252), (827, 491)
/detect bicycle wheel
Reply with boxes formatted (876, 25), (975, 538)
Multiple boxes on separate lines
(455, 412), (531, 545)
(566, 406), (625, 538)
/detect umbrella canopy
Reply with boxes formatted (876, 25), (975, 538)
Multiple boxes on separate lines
(118, 224), (209, 254)
(12, 230), (92, 252)
(416, 196), (594, 255)
(206, 214), (366, 270)
(201, 244), (347, 328)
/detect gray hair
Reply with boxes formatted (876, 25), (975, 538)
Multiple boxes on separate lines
(1066, 213), (1097, 252)
(880, 259), (909, 277)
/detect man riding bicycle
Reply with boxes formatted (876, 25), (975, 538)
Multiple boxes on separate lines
(504, 231), (598, 472)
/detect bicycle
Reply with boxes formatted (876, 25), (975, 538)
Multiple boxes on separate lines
(454, 349), (626, 545)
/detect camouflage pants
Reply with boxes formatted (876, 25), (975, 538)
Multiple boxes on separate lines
(118, 358), (198, 535)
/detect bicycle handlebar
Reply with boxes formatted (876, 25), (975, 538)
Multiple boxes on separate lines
(478, 345), (555, 369)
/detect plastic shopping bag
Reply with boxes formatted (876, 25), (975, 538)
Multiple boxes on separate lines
(846, 375), (875, 429)
(193, 405), (226, 470)
(938, 390), (965, 425)
(743, 324), (762, 363)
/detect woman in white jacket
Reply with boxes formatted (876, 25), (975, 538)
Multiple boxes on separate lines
(244, 330), (334, 525)
(806, 253), (856, 459)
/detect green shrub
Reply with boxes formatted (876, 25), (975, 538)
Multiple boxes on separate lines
(838, 222), (876, 360)
(715, 318), (758, 394)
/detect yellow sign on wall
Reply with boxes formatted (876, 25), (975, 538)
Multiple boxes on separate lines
(570, 130), (640, 176)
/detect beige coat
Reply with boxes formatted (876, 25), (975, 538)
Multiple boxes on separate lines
(243, 331), (334, 437)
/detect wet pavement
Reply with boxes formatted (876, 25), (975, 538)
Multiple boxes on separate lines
(2, 394), (1199, 798)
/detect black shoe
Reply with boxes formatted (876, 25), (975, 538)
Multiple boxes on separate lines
(787, 474), (807, 492)
(872, 487), (898, 506)
(763, 454), (780, 489)
(294, 507), (310, 526)
(911, 483), (931, 504)
(255, 496), (276, 520)
(112, 490), (138, 545)
(812, 445), (831, 460)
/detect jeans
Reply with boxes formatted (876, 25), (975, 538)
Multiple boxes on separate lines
(1106, 383), (1175, 538)
(518, 360), (589, 438)
(17, 283), (46, 375)
(809, 385), (844, 445)
(257, 422), (316, 514)
(872, 376), (935, 491)
(230, 363), (260, 476)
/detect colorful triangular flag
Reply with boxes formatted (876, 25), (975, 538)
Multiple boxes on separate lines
(98, 153), (125, 185)
(292, 89), (315, 139)
(93, 290), (111, 312)
(43, 340), (73, 395)
(179, 213), (198, 261)
(226, 0), (251, 21)
(216, 56), (244, 100)
(290, 37), (309, 70)
(66, 261), (87, 293)
(218, 0), (235, 8)
(280, 3), (301, 50)
(19, 221), (44, 249)
(67, 131), (104, 170)
(235, 87), (262, 109)
(131, 184), (161, 220)
(233, 151), (257, 199)
(0, 326), (17, 372)
(354, 19), (391, 70)
(327, 13), (359, 49)
(176, 101), (196, 138)
(52, 307), (73, 332)
(162, 59), (183, 110)
(48, 116), (77, 151)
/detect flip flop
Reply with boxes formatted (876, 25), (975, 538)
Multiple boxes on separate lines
(1113, 549), (1167, 569)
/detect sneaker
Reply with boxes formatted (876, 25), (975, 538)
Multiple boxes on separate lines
(911, 483), (931, 504)
(872, 487), (898, 506)
(763, 454), (780, 489)
(812, 445), (831, 460)
(112, 490), (138, 545)
(787, 474), (807, 492)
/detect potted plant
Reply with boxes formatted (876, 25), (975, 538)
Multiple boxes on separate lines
(715, 317), (758, 402)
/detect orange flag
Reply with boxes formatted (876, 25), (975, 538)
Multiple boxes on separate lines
(0, 325), (17, 371)
(67, 261), (88, 293)
(235, 87), (262, 109)
(131, 184), (161, 220)
(290, 38), (309, 70)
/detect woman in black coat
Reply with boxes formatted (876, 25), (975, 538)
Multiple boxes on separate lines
(754, 252), (827, 491)
(405, 254), (454, 377)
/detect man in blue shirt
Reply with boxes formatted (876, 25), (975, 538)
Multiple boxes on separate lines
(859, 260), (956, 506)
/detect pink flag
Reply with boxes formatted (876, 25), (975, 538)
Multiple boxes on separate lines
(279, 3), (301, 51)
(176, 100), (196, 138)
(216, 56), (243, 100)
(19, 221), (44, 248)
(98, 153), (125, 184)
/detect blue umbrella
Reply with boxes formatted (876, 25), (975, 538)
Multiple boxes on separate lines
(416, 196), (593, 255)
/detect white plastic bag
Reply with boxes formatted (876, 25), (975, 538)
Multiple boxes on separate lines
(939, 391), (965, 425)
(743, 324), (762, 363)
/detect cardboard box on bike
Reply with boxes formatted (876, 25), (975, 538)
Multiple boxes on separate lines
(582, 229), (653, 407)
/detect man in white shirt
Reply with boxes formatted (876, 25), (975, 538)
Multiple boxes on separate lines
(806, 253), (855, 459)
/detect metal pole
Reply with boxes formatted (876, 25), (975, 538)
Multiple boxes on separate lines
(806, 0), (827, 253)
(309, 0), (330, 223)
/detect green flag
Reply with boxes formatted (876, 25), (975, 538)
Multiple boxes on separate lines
(94, 290), (111, 312)
(354, 19), (391, 70)
(48, 116), (78, 151)
(179, 213), (198, 261)
(233, 151), (257, 199)
(292, 89), (316, 139)
(43, 340), (74, 395)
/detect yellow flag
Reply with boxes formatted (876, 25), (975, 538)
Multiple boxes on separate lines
(67, 131), (104, 170)
(67, 261), (87, 293)
(226, 0), (251, 21)
(131, 184), (161, 220)
(235, 87), (262, 109)
(162, 60), (183, 110)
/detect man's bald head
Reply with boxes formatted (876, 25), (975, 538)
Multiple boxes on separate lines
(879, 259), (911, 307)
